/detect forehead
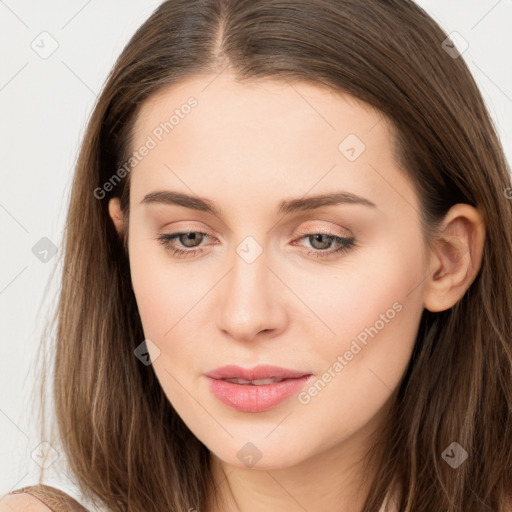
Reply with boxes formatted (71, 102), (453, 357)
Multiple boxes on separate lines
(127, 73), (416, 217)
(132, 73), (389, 148)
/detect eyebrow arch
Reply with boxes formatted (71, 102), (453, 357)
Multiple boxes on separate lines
(140, 190), (377, 216)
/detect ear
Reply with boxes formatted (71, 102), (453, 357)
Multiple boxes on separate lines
(108, 197), (125, 239)
(423, 203), (486, 313)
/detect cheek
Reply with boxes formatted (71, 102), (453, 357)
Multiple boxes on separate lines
(292, 231), (426, 420)
(128, 240), (205, 410)
(127, 218), (199, 330)
(289, 229), (425, 350)
(127, 230), (172, 349)
(128, 230), (217, 383)
(128, 245), (169, 337)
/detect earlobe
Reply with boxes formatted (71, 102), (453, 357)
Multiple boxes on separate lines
(423, 204), (486, 313)
(108, 197), (125, 238)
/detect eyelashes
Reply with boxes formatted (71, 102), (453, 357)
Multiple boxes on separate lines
(293, 233), (356, 259)
(156, 231), (357, 260)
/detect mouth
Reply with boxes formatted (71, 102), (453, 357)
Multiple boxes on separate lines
(205, 364), (311, 381)
(204, 365), (313, 413)
(221, 377), (290, 385)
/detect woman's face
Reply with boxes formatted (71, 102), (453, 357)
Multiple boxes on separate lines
(109, 74), (429, 470)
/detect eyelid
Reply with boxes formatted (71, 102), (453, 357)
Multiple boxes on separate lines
(159, 222), (350, 242)
(294, 223), (352, 238)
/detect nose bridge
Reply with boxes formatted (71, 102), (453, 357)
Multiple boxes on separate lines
(216, 233), (284, 340)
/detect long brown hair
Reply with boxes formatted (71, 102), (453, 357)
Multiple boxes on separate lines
(34, 1), (512, 510)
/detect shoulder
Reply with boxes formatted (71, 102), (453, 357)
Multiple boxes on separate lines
(1, 484), (89, 512)
(0, 491), (53, 511)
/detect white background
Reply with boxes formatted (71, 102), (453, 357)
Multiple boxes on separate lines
(1, 0), (511, 504)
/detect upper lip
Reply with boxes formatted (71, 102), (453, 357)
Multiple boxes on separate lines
(205, 365), (312, 380)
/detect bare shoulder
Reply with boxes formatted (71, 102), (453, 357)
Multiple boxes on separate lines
(0, 492), (53, 511)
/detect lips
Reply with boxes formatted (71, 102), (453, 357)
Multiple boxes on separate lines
(205, 364), (311, 381)
(223, 377), (286, 385)
(204, 365), (314, 412)
(206, 374), (313, 413)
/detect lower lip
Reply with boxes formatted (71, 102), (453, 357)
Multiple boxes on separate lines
(206, 375), (313, 413)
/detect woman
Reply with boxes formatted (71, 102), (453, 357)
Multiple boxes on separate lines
(4, 0), (511, 511)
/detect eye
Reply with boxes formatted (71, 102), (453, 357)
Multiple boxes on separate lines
(292, 233), (357, 259)
(156, 230), (357, 259)
(157, 231), (212, 258)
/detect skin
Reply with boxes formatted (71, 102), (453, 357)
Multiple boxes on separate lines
(108, 73), (485, 512)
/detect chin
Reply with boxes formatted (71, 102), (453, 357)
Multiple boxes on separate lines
(207, 435), (314, 471)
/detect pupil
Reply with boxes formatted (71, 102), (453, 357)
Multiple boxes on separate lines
(182, 232), (202, 247)
(311, 234), (330, 250)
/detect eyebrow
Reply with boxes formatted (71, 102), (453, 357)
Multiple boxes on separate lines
(140, 190), (377, 216)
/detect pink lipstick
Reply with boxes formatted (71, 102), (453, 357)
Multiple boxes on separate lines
(205, 365), (313, 413)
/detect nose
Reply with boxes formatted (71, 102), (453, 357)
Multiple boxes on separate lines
(216, 250), (288, 343)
